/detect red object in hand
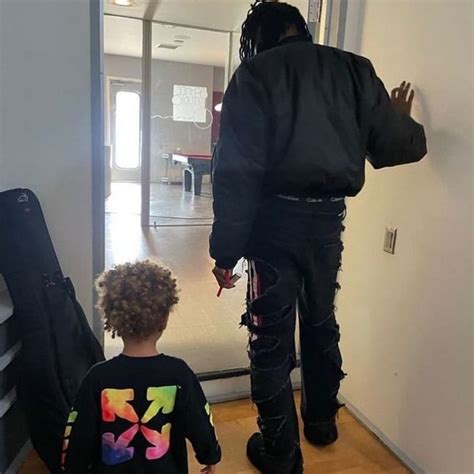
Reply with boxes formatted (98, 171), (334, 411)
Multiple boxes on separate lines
(216, 269), (232, 297)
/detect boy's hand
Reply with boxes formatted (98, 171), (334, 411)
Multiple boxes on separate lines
(201, 465), (216, 474)
(213, 267), (235, 289)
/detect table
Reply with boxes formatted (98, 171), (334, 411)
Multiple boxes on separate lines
(172, 153), (212, 196)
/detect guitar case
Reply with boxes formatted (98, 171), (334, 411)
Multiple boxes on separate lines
(0, 188), (104, 473)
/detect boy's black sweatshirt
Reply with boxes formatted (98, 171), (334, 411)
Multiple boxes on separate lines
(62, 354), (221, 473)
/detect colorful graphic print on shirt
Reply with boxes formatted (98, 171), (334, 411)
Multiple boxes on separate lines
(101, 386), (178, 466)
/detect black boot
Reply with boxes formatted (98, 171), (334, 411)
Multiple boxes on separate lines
(247, 433), (303, 474)
(304, 417), (338, 446)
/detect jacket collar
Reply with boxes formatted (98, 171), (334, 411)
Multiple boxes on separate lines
(278, 34), (313, 47)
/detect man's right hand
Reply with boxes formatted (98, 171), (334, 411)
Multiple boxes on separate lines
(391, 81), (415, 116)
(212, 266), (235, 290)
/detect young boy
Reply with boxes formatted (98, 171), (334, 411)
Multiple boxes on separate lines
(61, 260), (221, 473)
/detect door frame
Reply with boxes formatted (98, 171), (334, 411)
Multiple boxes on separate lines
(90, 0), (105, 342)
(90, 0), (345, 387)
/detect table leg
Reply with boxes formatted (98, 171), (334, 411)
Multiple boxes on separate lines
(194, 173), (203, 196)
(184, 168), (193, 192)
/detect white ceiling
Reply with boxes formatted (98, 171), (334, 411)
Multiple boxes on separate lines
(105, 16), (230, 67)
(104, 0), (309, 67)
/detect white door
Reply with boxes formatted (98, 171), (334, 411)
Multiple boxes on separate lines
(110, 80), (142, 182)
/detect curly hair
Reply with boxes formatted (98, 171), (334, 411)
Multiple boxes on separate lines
(95, 260), (179, 339)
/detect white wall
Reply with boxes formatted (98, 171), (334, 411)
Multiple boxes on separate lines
(339, 1), (473, 472)
(0, 0), (95, 318)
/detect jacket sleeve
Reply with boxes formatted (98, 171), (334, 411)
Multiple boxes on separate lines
(184, 369), (222, 466)
(62, 373), (100, 473)
(366, 62), (427, 169)
(210, 62), (269, 269)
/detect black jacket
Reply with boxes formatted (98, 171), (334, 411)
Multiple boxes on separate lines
(210, 36), (427, 269)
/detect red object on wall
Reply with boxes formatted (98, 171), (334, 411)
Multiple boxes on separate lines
(212, 91), (224, 148)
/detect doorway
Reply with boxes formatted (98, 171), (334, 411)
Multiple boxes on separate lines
(110, 80), (142, 182)
(99, 0), (317, 399)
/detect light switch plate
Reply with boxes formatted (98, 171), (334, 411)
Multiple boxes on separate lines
(384, 227), (398, 255)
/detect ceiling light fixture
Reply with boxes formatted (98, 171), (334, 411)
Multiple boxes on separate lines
(112, 0), (136, 6)
(156, 43), (181, 50)
(174, 34), (192, 41)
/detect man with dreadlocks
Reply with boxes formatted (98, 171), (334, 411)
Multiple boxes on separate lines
(211, 1), (427, 473)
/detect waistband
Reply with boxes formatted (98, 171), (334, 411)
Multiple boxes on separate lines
(276, 195), (345, 203)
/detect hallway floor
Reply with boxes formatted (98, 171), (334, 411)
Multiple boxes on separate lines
(20, 393), (408, 473)
(104, 182), (248, 372)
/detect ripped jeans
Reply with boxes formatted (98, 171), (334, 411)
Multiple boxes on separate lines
(243, 196), (346, 456)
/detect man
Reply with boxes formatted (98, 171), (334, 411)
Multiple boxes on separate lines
(210, 2), (427, 473)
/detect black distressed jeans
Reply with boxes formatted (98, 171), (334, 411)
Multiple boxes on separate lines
(243, 196), (346, 456)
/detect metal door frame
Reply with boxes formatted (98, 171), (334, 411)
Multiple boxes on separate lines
(321, 0), (348, 48)
(90, 0), (105, 341)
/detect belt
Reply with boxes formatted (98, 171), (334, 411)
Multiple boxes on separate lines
(276, 195), (345, 203)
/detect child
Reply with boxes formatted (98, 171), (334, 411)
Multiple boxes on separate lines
(61, 260), (221, 473)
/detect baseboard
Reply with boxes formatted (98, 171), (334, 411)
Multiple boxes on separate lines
(203, 372), (302, 404)
(338, 395), (424, 474)
(4, 440), (32, 474)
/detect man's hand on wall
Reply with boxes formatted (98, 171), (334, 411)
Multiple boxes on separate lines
(391, 81), (415, 116)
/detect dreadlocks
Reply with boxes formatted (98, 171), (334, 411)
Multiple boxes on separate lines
(240, 1), (311, 62)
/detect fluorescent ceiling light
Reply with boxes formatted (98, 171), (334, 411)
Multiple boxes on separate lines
(174, 34), (192, 41)
(214, 103), (222, 112)
(156, 43), (181, 50)
(112, 0), (136, 6)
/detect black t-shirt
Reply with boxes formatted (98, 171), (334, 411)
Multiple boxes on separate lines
(62, 354), (221, 473)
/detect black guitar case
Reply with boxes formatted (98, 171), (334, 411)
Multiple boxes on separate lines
(0, 188), (104, 473)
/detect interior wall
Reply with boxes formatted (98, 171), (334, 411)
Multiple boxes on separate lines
(213, 67), (226, 92)
(105, 54), (218, 182)
(339, 1), (473, 472)
(0, 0), (94, 318)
